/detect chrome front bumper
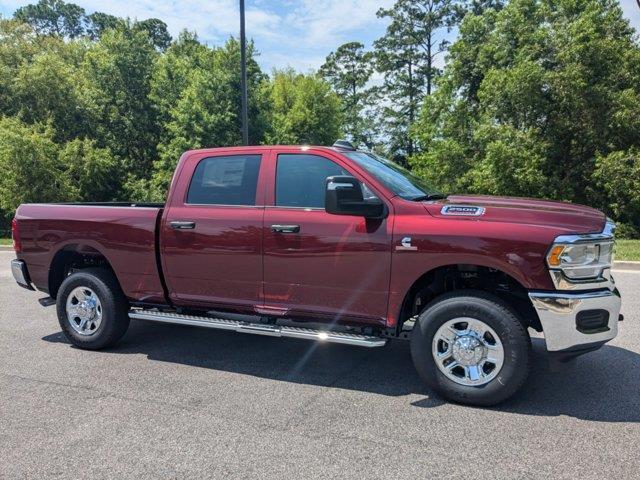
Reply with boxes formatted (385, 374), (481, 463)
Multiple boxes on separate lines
(529, 289), (621, 352)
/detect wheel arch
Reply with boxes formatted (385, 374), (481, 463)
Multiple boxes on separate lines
(397, 263), (542, 334)
(48, 242), (119, 299)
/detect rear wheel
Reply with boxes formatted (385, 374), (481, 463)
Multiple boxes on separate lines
(56, 268), (130, 350)
(410, 290), (532, 406)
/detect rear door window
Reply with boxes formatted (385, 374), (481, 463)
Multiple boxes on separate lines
(187, 155), (261, 205)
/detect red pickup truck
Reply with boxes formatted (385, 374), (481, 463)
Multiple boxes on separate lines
(11, 142), (622, 405)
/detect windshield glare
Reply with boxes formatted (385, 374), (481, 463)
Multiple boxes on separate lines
(344, 151), (440, 200)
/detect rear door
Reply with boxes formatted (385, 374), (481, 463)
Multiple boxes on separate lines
(262, 149), (393, 325)
(161, 149), (268, 310)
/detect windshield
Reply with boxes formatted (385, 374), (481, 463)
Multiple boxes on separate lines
(344, 151), (442, 200)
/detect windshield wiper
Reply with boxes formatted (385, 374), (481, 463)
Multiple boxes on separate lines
(410, 193), (447, 201)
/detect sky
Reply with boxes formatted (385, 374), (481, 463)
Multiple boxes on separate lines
(0, 0), (638, 72)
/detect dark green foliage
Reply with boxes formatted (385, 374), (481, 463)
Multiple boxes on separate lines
(80, 25), (160, 180)
(411, 0), (640, 235)
(85, 12), (123, 40)
(14, 0), (172, 48)
(593, 149), (640, 237)
(134, 19), (172, 51)
(0, 4), (343, 213)
(2, 0), (640, 237)
(148, 38), (273, 198)
(319, 42), (377, 148)
(13, 43), (90, 142)
(0, 118), (69, 212)
(374, 0), (460, 160)
(263, 69), (343, 147)
(58, 138), (119, 201)
(15, 0), (85, 38)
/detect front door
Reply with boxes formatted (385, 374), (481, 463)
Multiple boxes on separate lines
(161, 151), (266, 310)
(262, 151), (392, 325)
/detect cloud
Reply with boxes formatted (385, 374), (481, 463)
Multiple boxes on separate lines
(244, 0), (395, 71)
(283, 0), (394, 48)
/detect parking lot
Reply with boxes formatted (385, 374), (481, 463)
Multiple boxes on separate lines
(1, 250), (639, 479)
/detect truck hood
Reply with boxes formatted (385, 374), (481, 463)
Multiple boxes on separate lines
(422, 194), (606, 235)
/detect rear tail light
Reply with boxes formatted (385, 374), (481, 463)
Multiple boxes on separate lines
(11, 217), (21, 253)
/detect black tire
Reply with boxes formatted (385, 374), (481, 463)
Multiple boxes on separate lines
(410, 290), (532, 406)
(56, 268), (130, 350)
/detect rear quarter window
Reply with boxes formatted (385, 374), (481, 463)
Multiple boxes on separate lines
(187, 155), (261, 205)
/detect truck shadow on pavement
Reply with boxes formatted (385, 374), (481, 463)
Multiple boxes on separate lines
(44, 321), (640, 423)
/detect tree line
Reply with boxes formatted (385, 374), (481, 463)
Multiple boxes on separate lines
(0, 0), (639, 237)
(0, 0), (342, 230)
(319, 0), (640, 237)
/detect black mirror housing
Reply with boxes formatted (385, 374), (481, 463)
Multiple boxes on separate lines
(325, 176), (386, 219)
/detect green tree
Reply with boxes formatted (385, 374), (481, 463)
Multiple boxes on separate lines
(58, 138), (119, 201)
(80, 25), (160, 179)
(85, 12), (123, 40)
(0, 19), (86, 117)
(152, 67), (239, 195)
(412, 0), (640, 224)
(462, 0), (505, 16)
(0, 117), (69, 215)
(14, 0), (85, 38)
(13, 49), (89, 141)
(134, 18), (172, 51)
(593, 149), (640, 237)
(0, 20), (41, 116)
(150, 38), (269, 198)
(150, 31), (208, 129)
(320, 42), (377, 147)
(0, 11), (340, 214)
(375, 0), (458, 160)
(215, 38), (270, 145)
(265, 69), (342, 146)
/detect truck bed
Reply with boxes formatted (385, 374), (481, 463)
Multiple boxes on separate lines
(41, 202), (165, 208)
(14, 203), (167, 304)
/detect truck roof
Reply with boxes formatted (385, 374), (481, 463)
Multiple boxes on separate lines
(185, 142), (357, 156)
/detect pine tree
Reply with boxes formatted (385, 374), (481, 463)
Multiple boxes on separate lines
(320, 42), (378, 148)
(375, 0), (459, 161)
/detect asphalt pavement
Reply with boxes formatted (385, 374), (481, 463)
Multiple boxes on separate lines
(1, 250), (639, 479)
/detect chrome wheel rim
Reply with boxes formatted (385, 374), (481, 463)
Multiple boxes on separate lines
(432, 317), (505, 386)
(66, 287), (102, 336)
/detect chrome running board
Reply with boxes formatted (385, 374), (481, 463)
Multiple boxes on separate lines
(129, 310), (387, 348)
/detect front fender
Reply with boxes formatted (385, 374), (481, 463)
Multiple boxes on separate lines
(386, 214), (558, 327)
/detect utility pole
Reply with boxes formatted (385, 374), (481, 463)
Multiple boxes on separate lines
(239, 0), (249, 145)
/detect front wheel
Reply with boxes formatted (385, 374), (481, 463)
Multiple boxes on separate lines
(410, 290), (532, 406)
(56, 268), (130, 350)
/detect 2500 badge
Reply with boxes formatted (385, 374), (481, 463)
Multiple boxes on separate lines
(440, 205), (485, 216)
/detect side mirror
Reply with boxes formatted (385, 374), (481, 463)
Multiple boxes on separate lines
(325, 176), (386, 219)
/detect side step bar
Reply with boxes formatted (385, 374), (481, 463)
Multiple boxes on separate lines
(129, 310), (387, 348)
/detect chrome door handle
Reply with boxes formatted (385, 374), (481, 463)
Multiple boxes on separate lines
(271, 224), (300, 233)
(170, 221), (196, 230)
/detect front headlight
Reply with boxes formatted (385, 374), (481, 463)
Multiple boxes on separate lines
(546, 240), (614, 280)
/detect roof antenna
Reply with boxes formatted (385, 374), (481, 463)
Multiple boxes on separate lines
(333, 139), (356, 150)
